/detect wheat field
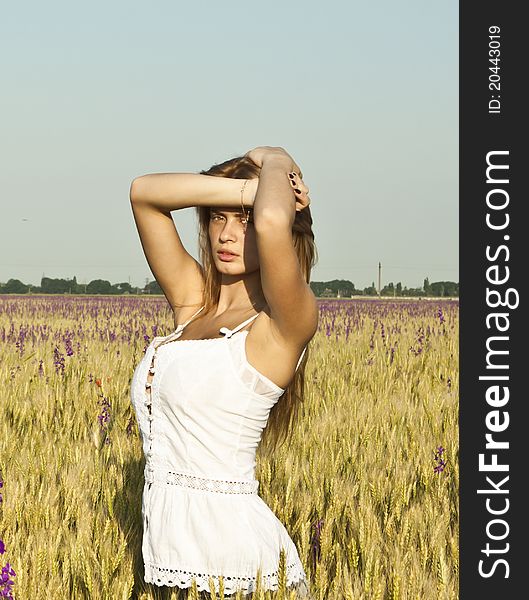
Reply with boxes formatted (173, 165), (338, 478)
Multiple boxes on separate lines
(0, 295), (458, 600)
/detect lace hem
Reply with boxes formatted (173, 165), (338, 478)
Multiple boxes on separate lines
(144, 560), (307, 595)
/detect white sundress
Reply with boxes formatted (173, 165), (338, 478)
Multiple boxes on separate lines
(129, 305), (308, 596)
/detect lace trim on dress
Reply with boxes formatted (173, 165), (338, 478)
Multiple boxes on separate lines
(143, 467), (259, 494)
(144, 560), (307, 595)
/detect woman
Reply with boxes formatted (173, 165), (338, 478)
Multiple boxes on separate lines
(129, 146), (318, 598)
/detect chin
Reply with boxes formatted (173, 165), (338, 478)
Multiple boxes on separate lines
(216, 262), (258, 276)
(215, 260), (243, 271)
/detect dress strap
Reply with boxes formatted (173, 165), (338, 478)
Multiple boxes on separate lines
(221, 313), (306, 369)
(296, 347), (307, 371)
(180, 305), (205, 329)
(219, 313), (260, 339)
(151, 305), (205, 350)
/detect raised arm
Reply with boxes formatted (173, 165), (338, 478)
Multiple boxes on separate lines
(129, 173), (257, 319)
(130, 173), (256, 211)
(248, 148), (319, 347)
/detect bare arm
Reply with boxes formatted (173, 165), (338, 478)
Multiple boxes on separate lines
(253, 156), (318, 346)
(129, 173), (257, 319)
(130, 173), (258, 211)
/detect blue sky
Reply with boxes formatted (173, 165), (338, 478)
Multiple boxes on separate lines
(1, 0), (458, 289)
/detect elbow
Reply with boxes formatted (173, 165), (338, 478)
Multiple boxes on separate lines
(254, 210), (292, 232)
(129, 176), (144, 204)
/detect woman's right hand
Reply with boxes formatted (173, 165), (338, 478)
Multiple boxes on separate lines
(244, 146), (302, 177)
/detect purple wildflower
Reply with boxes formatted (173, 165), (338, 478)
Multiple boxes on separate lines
(437, 307), (446, 325)
(0, 561), (16, 599)
(97, 396), (112, 446)
(15, 336), (25, 357)
(369, 328), (375, 351)
(0, 539), (16, 600)
(410, 327), (425, 355)
(53, 346), (65, 375)
(310, 518), (324, 572)
(64, 335), (74, 357)
(434, 446), (448, 474)
(98, 397), (111, 431)
(126, 415), (135, 437)
(434, 461), (446, 474)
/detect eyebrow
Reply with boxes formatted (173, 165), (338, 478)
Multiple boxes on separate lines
(210, 209), (251, 216)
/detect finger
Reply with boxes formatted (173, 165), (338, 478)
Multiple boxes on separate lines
(289, 173), (306, 192)
(289, 179), (302, 193)
(292, 182), (309, 196)
(294, 196), (309, 213)
(295, 199), (309, 212)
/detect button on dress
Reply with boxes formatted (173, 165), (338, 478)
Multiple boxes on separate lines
(129, 305), (308, 596)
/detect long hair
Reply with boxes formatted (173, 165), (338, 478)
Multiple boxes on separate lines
(188, 155), (318, 457)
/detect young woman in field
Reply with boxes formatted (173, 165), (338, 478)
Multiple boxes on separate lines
(129, 146), (318, 599)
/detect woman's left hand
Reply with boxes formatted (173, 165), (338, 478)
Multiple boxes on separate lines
(288, 171), (311, 212)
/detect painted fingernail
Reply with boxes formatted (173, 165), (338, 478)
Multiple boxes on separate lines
(288, 173), (295, 179)
(295, 188), (301, 193)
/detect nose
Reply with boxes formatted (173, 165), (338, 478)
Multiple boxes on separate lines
(219, 218), (240, 241)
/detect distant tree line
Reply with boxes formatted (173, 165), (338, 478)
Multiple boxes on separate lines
(0, 276), (155, 295)
(0, 275), (458, 297)
(310, 277), (458, 298)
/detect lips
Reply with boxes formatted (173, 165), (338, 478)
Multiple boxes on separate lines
(217, 250), (238, 256)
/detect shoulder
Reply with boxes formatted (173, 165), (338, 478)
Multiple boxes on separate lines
(244, 309), (314, 390)
(253, 305), (317, 350)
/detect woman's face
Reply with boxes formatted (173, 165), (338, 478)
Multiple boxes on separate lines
(208, 207), (260, 275)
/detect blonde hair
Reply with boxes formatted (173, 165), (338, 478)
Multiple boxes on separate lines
(183, 155), (318, 457)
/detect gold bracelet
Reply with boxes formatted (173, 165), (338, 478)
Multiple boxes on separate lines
(240, 179), (249, 228)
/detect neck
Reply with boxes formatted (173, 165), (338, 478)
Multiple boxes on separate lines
(214, 270), (266, 315)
